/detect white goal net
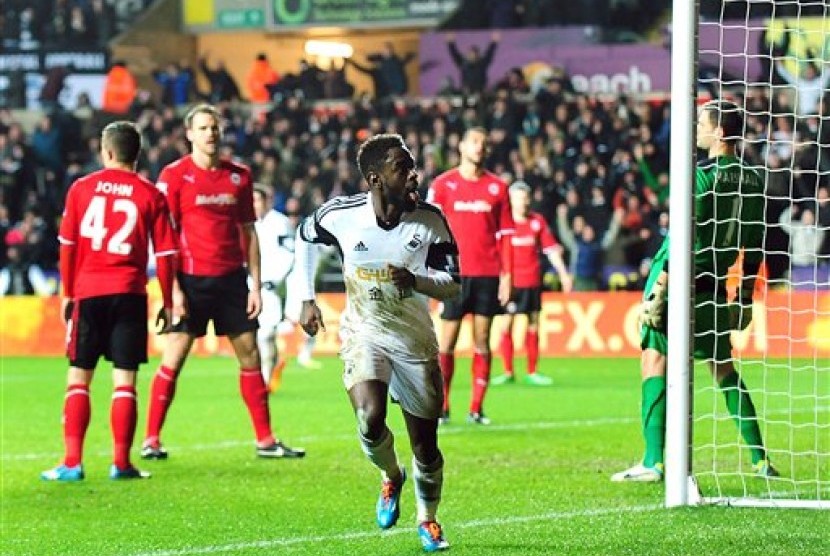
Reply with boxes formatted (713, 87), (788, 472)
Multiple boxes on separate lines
(668, 0), (829, 508)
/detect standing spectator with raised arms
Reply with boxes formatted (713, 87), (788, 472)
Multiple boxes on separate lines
(445, 32), (500, 94)
(141, 104), (304, 461)
(41, 121), (177, 481)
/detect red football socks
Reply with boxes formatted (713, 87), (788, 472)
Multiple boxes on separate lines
(239, 367), (274, 445)
(470, 352), (492, 414)
(145, 365), (178, 445)
(438, 352), (455, 413)
(63, 384), (91, 468)
(526, 330), (540, 375)
(499, 331), (514, 375)
(111, 385), (137, 469)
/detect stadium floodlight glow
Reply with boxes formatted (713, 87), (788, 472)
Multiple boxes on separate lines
(304, 40), (354, 59)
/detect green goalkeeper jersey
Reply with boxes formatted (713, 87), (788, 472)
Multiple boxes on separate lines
(644, 155), (764, 299)
(694, 155), (765, 280)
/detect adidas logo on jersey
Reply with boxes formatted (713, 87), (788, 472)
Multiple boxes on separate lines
(353, 241), (368, 252)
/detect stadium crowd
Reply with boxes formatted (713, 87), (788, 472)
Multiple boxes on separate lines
(2, 58), (829, 294)
(2, 0), (154, 50)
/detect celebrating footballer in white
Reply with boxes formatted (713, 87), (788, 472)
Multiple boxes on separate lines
(294, 134), (458, 552)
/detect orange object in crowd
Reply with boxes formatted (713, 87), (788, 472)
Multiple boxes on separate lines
(102, 63), (138, 114)
(246, 55), (279, 103)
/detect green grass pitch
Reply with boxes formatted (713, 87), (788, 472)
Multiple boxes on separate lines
(2, 355), (827, 555)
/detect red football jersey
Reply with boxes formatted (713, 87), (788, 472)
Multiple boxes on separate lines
(59, 168), (177, 300)
(157, 155), (255, 276)
(428, 168), (513, 277)
(511, 212), (560, 288)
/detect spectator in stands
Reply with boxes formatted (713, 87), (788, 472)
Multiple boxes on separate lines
(198, 52), (242, 103)
(436, 76), (461, 97)
(102, 61), (137, 115)
(88, 0), (117, 48)
(757, 24), (791, 86)
(296, 59), (324, 100)
(373, 42), (417, 97)
(31, 115), (63, 180)
(0, 229), (53, 295)
(67, 5), (94, 46)
(345, 55), (389, 99)
(817, 186), (830, 262)
(0, 126), (29, 221)
(246, 53), (280, 104)
(39, 64), (72, 112)
(774, 51), (830, 116)
(445, 32), (500, 94)
(556, 204), (623, 290)
(71, 92), (98, 141)
(779, 204), (825, 270)
(16, 205), (55, 269)
(42, 0), (70, 47)
(153, 62), (196, 107)
(321, 59), (354, 99)
(17, 6), (41, 50)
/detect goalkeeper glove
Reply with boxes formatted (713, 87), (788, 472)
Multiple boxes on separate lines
(729, 297), (754, 331)
(640, 279), (668, 330)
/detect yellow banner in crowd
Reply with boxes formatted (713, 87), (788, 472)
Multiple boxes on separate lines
(1, 290), (828, 358)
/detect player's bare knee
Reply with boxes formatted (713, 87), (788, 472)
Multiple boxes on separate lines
(355, 405), (386, 440)
(230, 331), (260, 368)
(641, 348), (666, 379)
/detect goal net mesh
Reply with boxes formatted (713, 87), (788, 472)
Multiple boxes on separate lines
(694, 0), (829, 506)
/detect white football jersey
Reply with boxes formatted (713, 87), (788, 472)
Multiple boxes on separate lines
(256, 209), (294, 286)
(299, 193), (458, 359)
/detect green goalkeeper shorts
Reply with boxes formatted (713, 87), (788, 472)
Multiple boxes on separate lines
(640, 294), (732, 361)
(640, 324), (668, 355)
(693, 294), (733, 362)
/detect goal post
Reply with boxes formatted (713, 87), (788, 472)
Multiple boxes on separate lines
(666, 0), (830, 509)
(664, 0), (697, 509)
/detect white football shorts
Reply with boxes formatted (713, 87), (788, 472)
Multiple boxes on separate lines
(341, 344), (444, 420)
(258, 287), (284, 330)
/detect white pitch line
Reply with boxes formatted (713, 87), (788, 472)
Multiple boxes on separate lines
(5, 405), (828, 462)
(129, 503), (662, 556)
(2, 416), (640, 461)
